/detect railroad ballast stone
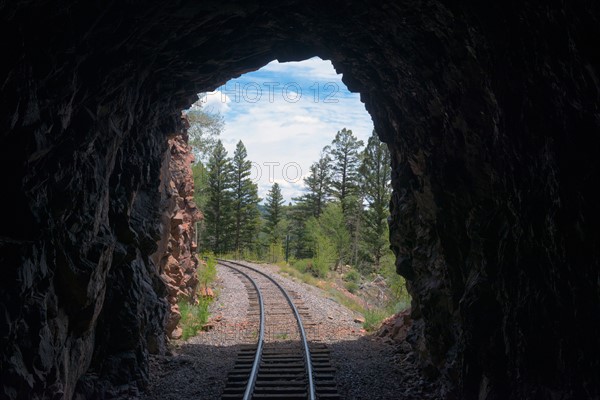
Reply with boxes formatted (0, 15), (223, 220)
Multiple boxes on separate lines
(2, 1), (600, 399)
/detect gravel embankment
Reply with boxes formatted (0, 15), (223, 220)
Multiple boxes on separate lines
(143, 265), (252, 400)
(143, 262), (436, 400)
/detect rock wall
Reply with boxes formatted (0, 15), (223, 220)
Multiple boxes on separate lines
(1, 1), (599, 399)
(151, 129), (202, 340)
(0, 43), (172, 397)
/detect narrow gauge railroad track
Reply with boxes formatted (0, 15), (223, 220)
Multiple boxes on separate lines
(218, 259), (340, 399)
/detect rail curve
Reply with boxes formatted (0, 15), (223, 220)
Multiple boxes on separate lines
(218, 259), (316, 400)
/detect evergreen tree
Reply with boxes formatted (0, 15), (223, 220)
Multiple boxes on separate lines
(344, 193), (364, 267)
(231, 140), (260, 256)
(192, 161), (209, 249)
(285, 203), (313, 259)
(327, 128), (364, 212)
(326, 128), (364, 267)
(203, 140), (234, 254)
(294, 153), (332, 218)
(264, 182), (285, 244)
(359, 131), (392, 268)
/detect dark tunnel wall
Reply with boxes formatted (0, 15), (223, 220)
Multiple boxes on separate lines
(1, 1), (599, 399)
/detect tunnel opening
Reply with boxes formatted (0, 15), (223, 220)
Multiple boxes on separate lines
(161, 55), (410, 340)
(2, 2), (600, 399)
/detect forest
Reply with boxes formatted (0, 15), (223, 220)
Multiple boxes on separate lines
(187, 96), (409, 317)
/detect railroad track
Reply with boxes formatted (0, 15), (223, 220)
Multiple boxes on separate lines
(218, 259), (340, 400)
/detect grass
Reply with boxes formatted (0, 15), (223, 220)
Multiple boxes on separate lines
(344, 281), (359, 293)
(260, 256), (411, 334)
(343, 269), (360, 283)
(274, 332), (289, 340)
(178, 296), (212, 340)
(278, 263), (320, 286)
(326, 287), (365, 314)
(362, 308), (390, 332)
(175, 252), (219, 341)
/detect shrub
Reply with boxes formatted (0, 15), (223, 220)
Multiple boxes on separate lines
(344, 269), (360, 283)
(344, 281), (359, 293)
(311, 256), (329, 278)
(292, 258), (311, 273)
(178, 297), (212, 340)
(197, 252), (217, 288)
(363, 308), (389, 332)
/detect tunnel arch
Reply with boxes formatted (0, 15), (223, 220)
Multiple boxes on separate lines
(2, 1), (600, 399)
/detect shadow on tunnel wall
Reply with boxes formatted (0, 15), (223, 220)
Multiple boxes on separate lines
(1, 1), (599, 399)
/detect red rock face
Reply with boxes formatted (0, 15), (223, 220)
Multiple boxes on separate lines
(2, 2), (600, 400)
(377, 309), (413, 343)
(152, 130), (202, 338)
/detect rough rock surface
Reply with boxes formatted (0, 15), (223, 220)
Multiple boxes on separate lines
(151, 130), (202, 339)
(377, 309), (413, 343)
(1, 1), (600, 399)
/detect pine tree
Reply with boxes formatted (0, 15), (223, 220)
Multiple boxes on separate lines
(294, 153), (332, 218)
(344, 193), (364, 267)
(192, 161), (209, 249)
(285, 203), (313, 259)
(326, 128), (364, 267)
(264, 182), (285, 244)
(327, 128), (364, 212)
(203, 140), (234, 254)
(359, 131), (392, 269)
(231, 140), (260, 256)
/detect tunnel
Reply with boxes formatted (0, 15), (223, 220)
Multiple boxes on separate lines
(1, 1), (600, 399)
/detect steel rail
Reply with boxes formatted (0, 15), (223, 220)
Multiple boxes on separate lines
(218, 262), (265, 400)
(218, 259), (316, 400)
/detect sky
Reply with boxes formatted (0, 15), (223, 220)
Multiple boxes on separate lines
(194, 57), (374, 203)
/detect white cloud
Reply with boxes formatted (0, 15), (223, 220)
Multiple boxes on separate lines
(211, 58), (374, 202)
(261, 57), (342, 82)
(201, 90), (231, 114)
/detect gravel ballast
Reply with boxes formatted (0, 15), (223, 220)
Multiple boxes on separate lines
(142, 261), (435, 399)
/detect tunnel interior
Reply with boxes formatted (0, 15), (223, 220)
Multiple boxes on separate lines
(1, 1), (600, 399)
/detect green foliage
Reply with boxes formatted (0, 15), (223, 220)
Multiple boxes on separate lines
(291, 258), (312, 273)
(326, 128), (364, 211)
(344, 269), (360, 283)
(263, 183), (285, 244)
(381, 252), (411, 312)
(285, 203), (314, 260)
(360, 130), (392, 269)
(343, 194), (365, 267)
(310, 253), (331, 278)
(279, 262), (319, 286)
(293, 153), (332, 218)
(192, 162), (209, 211)
(363, 308), (389, 332)
(267, 241), (285, 264)
(203, 140), (235, 254)
(306, 202), (351, 272)
(324, 129), (365, 267)
(177, 252), (218, 341)
(232, 140), (261, 256)
(344, 281), (359, 293)
(198, 252), (217, 288)
(325, 287), (365, 314)
(305, 216), (335, 277)
(178, 297), (212, 340)
(192, 162), (209, 246)
(185, 94), (225, 163)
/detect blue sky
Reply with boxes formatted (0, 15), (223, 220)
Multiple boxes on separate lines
(197, 57), (374, 203)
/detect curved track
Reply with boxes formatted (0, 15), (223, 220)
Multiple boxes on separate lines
(219, 259), (339, 400)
